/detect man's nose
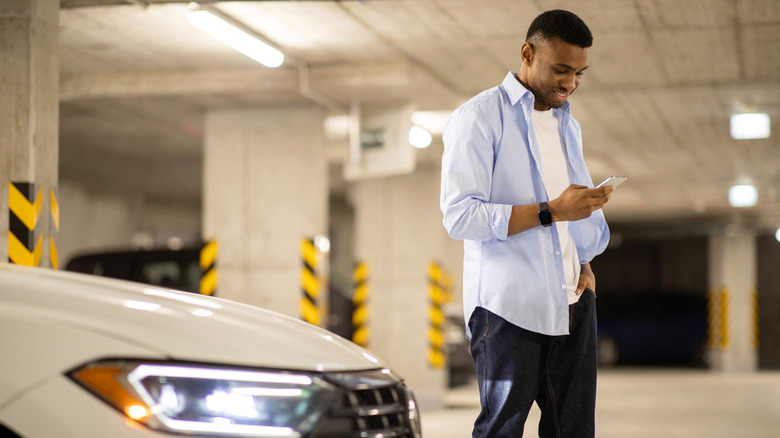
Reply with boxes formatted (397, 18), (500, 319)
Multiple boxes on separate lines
(562, 74), (577, 91)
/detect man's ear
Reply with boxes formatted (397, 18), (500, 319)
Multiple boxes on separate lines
(520, 42), (534, 64)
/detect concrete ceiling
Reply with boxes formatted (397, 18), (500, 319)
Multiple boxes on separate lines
(58, 0), (780, 231)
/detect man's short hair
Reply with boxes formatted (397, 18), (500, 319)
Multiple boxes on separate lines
(526, 9), (593, 48)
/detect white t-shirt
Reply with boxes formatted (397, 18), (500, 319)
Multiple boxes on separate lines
(532, 108), (582, 305)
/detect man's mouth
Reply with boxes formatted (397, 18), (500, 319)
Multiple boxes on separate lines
(554, 90), (569, 100)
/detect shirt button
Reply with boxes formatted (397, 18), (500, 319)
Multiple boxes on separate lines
(561, 284), (567, 289)
(555, 251), (560, 255)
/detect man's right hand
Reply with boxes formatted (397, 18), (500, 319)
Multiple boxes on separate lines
(548, 184), (614, 222)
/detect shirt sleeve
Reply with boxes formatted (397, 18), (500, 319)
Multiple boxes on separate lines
(440, 105), (513, 242)
(571, 211), (610, 264)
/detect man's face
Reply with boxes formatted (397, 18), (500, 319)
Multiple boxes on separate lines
(520, 37), (589, 111)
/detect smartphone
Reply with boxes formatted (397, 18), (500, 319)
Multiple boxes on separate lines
(596, 176), (627, 189)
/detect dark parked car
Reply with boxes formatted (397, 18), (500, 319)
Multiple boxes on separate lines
(65, 247), (202, 293)
(596, 291), (708, 367)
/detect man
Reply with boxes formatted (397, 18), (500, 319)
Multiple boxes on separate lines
(440, 9), (613, 438)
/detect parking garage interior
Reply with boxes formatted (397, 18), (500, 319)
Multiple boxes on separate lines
(2, 1), (780, 436)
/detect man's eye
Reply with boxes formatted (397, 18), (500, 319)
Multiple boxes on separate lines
(555, 69), (567, 74)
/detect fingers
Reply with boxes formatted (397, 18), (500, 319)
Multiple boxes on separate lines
(593, 192), (611, 207)
(564, 184), (589, 194)
(601, 186), (616, 196)
(576, 269), (596, 296)
(575, 278), (589, 296)
(587, 187), (615, 216)
(552, 185), (613, 221)
(588, 187), (613, 210)
(591, 186), (614, 198)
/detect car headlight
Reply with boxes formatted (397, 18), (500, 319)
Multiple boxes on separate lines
(69, 359), (337, 437)
(405, 386), (423, 438)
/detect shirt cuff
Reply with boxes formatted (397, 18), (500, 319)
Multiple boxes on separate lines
(490, 203), (512, 241)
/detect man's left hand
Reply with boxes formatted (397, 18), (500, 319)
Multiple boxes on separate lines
(575, 262), (596, 295)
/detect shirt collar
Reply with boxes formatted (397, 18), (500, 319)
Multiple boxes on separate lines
(502, 71), (571, 114)
(502, 72), (531, 106)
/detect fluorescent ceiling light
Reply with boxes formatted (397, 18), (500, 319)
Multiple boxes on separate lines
(776, 228), (780, 243)
(409, 126), (432, 149)
(730, 113), (770, 139)
(728, 184), (758, 208)
(188, 10), (284, 68)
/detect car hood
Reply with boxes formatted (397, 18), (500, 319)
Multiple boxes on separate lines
(0, 264), (384, 372)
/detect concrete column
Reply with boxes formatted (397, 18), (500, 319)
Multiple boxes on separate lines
(0, 0), (59, 265)
(352, 165), (462, 409)
(708, 231), (758, 371)
(203, 105), (327, 316)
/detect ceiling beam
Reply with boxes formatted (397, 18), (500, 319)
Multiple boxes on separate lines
(60, 0), (295, 8)
(60, 60), (459, 110)
(60, 68), (299, 100)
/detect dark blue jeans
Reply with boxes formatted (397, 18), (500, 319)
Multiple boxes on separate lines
(468, 289), (597, 438)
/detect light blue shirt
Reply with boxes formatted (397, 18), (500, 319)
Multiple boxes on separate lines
(440, 72), (610, 337)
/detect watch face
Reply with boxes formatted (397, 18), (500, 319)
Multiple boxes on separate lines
(539, 203), (553, 227)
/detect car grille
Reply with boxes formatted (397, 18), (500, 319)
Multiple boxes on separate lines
(310, 372), (418, 438)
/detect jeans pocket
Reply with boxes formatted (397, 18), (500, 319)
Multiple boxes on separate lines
(467, 307), (491, 338)
(585, 288), (597, 298)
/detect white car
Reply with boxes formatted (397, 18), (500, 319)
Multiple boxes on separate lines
(0, 264), (421, 437)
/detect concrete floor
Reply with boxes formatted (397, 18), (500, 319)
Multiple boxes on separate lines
(420, 368), (780, 437)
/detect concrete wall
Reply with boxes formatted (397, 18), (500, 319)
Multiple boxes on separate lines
(202, 105), (327, 315)
(57, 179), (201, 265)
(0, 0), (59, 266)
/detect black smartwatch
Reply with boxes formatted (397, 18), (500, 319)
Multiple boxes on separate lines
(538, 202), (553, 227)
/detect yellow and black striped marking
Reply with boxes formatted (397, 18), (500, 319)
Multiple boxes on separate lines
(49, 188), (59, 270)
(200, 240), (218, 296)
(352, 261), (370, 347)
(300, 238), (320, 326)
(427, 261), (447, 369)
(719, 288), (730, 350)
(441, 266), (454, 304)
(8, 182), (43, 267)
